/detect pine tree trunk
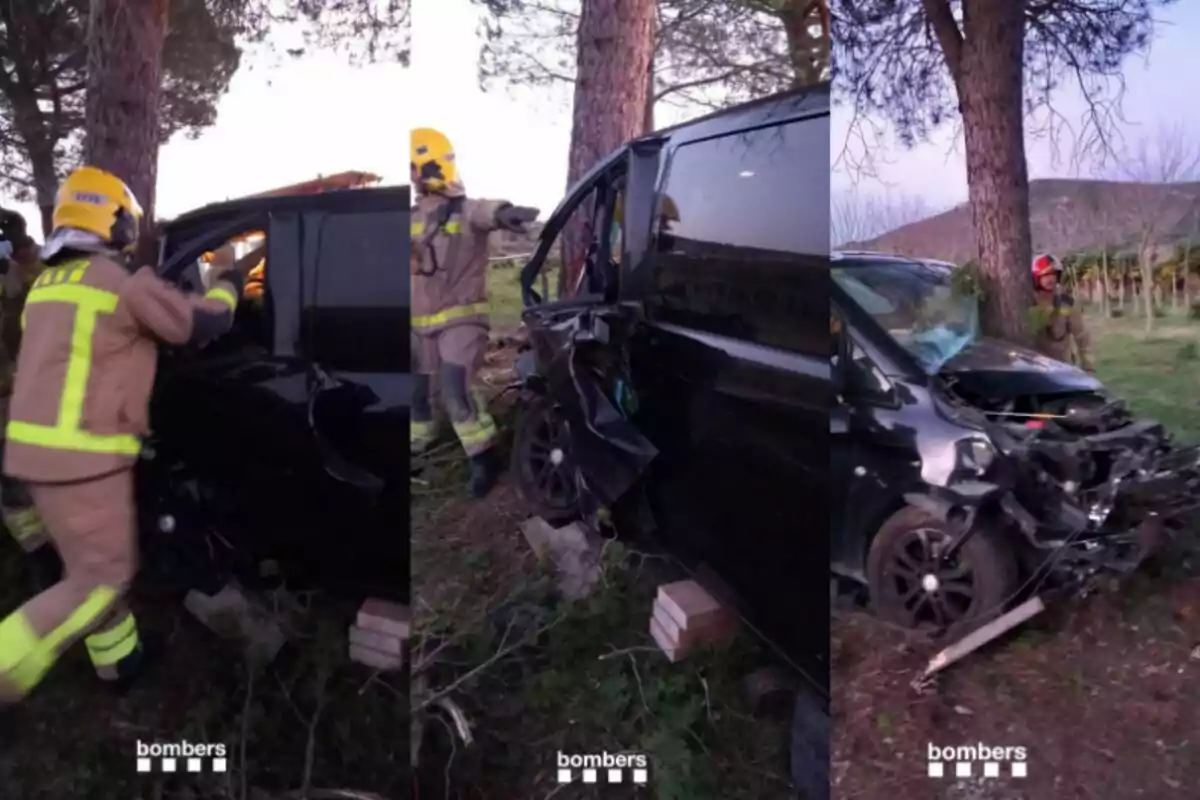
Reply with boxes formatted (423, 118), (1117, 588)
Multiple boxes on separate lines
(562, 0), (655, 294)
(778, 1), (829, 87)
(30, 148), (59, 238)
(1100, 247), (1110, 317)
(83, 0), (171, 232)
(954, 1), (1032, 343)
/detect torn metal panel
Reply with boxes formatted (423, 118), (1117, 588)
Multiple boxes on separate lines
(933, 382), (1200, 594)
(524, 304), (658, 513)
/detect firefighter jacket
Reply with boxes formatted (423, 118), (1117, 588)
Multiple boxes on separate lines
(3, 252), (243, 483)
(411, 193), (507, 334)
(0, 257), (44, 405)
(1032, 288), (1094, 372)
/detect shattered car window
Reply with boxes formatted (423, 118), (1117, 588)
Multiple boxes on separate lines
(833, 258), (979, 374)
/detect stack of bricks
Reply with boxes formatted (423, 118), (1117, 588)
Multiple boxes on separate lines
(348, 599), (411, 671)
(649, 580), (738, 662)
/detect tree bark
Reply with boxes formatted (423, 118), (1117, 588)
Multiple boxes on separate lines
(561, 0), (655, 294)
(1100, 246), (1110, 317)
(29, 147), (59, 237)
(777, 1), (829, 87)
(83, 0), (171, 232)
(935, 0), (1032, 343)
(642, 53), (656, 134)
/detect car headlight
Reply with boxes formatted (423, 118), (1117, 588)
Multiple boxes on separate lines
(957, 436), (996, 475)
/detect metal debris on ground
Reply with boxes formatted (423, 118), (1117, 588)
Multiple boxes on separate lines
(912, 595), (1048, 692)
(183, 580), (288, 666)
(519, 515), (605, 600)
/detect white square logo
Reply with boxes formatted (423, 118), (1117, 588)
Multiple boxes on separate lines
(608, 768), (623, 782)
(955, 762), (971, 778)
(983, 762), (1000, 777)
(928, 761), (944, 778)
(213, 758), (228, 773)
(632, 768), (648, 784)
(187, 758), (202, 773)
(1012, 762), (1028, 778)
(582, 768), (597, 783)
(136, 758), (152, 773)
(556, 769), (572, 783)
(162, 758), (177, 773)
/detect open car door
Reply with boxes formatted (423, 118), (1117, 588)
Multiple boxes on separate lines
(142, 186), (408, 604)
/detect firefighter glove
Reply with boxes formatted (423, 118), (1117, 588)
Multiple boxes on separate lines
(495, 204), (539, 234)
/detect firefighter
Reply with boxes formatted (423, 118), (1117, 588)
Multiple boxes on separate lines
(0, 209), (59, 590)
(410, 127), (539, 498)
(1031, 253), (1094, 372)
(0, 165), (252, 703)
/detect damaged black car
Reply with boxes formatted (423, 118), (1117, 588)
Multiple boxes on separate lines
(509, 83), (831, 798)
(831, 251), (1199, 636)
(137, 185), (408, 609)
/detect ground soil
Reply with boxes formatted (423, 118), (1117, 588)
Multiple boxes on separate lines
(832, 569), (1200, 799)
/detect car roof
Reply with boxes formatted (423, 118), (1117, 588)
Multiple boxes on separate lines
(163, 184), (409, 238)
(643, 81), (830, 145)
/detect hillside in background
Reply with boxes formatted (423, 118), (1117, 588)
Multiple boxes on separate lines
(842, 179), (1200, 263)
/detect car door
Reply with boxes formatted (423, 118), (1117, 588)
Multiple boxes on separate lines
(153, 187), (409, 604)
(629, 106), (831, 678)
(291, 187), (409, 602)
(829, 305), (916, 581)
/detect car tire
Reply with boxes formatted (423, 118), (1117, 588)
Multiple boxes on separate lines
(510, 396), (579, 523)
(866, 505), (1018, 637)
(789, 689), (830, 800)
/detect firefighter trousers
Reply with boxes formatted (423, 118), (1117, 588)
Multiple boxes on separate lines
(411, 323), (498, 458)
(0, 468), (142, 703)
(0, 438), (47, 553)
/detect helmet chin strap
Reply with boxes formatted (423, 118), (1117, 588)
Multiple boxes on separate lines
(40, 227), (123, 263)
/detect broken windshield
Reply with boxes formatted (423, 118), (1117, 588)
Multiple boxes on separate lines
(833, 256), (979, 374)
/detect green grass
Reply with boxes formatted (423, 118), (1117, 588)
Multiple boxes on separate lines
(487, 260), (562, 329)
(0, 569), (409, 799)
(1085, 311), (1200, 442)
(410, 425), (796, 799)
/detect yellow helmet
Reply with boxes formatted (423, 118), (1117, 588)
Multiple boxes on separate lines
(52, 165), (143, 252)
(411, 128), (459, 194)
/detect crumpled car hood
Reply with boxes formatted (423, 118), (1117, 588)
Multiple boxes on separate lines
(939, 337), (1103, 399)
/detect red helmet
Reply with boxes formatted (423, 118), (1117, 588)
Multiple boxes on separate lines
(1031, 253), (1063, 279)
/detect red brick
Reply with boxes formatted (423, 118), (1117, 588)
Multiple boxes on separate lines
(657, 580), (730, 632)
(356, 599), (411, 639)
(348, 642), (404, 671)
(649, 615), (683, 662)
(349, 625), (404, 656)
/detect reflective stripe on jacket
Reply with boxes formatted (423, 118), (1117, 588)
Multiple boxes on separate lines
(3, 254), (242, 483)
(411, 194), (505, 334)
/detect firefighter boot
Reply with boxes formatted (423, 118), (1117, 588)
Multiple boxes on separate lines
(94, 622), (158, 695)
(468, 447), (502, 499)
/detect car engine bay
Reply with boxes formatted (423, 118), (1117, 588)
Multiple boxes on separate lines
(941, 375), (1200, 589)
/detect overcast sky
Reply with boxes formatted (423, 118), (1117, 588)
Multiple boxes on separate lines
(831, 2), (1200, 214)
(5, 2), (1195, 244)
(1, 0), (697, 242)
